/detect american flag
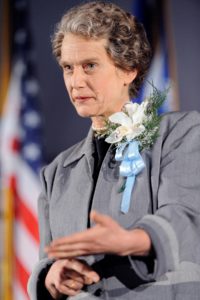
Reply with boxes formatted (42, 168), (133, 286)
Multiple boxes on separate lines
(0, 0), (42, 299)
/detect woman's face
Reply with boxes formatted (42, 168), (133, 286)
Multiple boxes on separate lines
(60, 33), (137, 118)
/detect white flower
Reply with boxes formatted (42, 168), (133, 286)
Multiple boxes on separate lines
(125, 101), (148, 123)
(105, 102), (147, 144)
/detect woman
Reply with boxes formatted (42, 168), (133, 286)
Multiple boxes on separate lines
(28, 1), (200, 299)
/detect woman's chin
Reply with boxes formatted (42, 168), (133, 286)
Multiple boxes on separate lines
(75, 108), (94, 118)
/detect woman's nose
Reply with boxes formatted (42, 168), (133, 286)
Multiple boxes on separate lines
(70, 67), (86, 88)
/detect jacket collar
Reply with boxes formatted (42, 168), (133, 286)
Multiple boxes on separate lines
(63, 127), (95, 168)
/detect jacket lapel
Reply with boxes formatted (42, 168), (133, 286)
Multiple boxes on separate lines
(50, 128), (95, 238)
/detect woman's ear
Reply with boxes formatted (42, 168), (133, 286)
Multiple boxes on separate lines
(124, 69), (138, 85)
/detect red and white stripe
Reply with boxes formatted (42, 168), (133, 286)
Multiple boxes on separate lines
(1, 61), (40, 299)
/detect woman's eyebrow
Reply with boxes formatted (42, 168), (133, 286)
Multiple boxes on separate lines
(60, 57), (100, 66)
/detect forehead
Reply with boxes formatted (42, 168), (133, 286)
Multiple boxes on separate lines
(60, 33), (109, 64)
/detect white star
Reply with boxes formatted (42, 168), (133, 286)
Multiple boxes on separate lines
(23, 143), (41, 161)
(24, 111), (41, 128)
(25, 80), (39, 96)
(15, 60), (26, 76)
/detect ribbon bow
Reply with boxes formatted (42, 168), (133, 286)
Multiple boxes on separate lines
(115, 140), (145, 213)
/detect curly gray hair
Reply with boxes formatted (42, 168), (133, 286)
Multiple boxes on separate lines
(51, 1), (152, 98)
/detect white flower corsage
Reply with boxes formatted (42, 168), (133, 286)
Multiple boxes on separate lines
(94, 86), (167, 214)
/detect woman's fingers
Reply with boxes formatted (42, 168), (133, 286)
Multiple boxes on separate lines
(90, 210), (116, 228)
(45, 211), (123, 254)
(56, 279), (83, 296)
(48, 243), (93, 259)
(45, 212), (139, 260)
(46, 228), (95, 248)
(61, 278), (83, 291)
(62, 268), (85, 284)
(63, 258), (100, 284)
(46, 211), (111, 249)
(47, 284), (61, 299)
(55, 259), (100, 295)
(45, 258), (99, 297)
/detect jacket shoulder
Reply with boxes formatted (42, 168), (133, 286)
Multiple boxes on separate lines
(159, 110), (200, 139)
(149, 110), (200, 169)
(161, 110), (200, 127)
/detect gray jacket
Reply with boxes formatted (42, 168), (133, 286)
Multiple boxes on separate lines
(28, 111), (200, 300)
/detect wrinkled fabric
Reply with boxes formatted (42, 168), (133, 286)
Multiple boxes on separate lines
(28, 111), (200, 300)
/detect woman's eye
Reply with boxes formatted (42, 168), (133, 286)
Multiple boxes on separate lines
(83, 63), (96, 71)
(63, 65), (73, 73)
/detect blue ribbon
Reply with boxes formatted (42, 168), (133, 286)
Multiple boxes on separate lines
(115, 140), (145, 214)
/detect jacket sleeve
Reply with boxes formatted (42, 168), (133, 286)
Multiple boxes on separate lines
(27, 167), (55, 300)
(128, 111), (200, 281)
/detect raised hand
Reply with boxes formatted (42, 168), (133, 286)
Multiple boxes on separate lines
(45, 210), (151, 260)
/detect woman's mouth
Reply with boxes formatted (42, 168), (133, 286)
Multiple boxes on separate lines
(74, 96), (93, 102)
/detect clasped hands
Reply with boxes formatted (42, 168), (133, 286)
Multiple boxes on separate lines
(44, 210), (151, 298)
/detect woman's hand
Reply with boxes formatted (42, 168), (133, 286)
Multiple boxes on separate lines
(45, 210), (151, 259)
(45, 258), (100, 298)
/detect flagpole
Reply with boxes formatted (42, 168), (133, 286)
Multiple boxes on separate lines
(0, 0), (11, 116)
(1, 186), (14, 300)
(0, 0), (13, 299)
